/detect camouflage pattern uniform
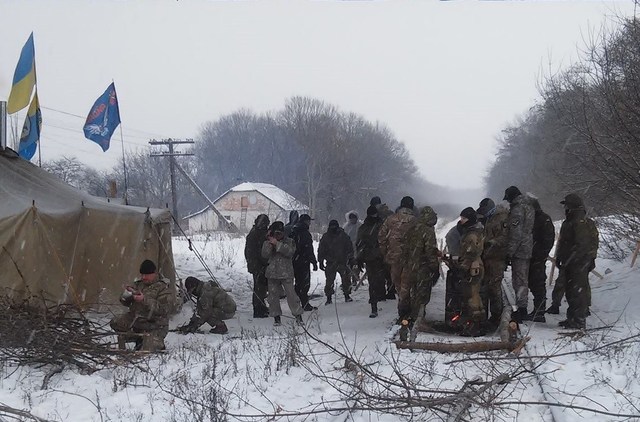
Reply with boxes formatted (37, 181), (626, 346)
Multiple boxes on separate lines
(457, 222), (486, 327)
(506, 194), (535, 309)
(402, 206), (440, 323)
(189, 282), (237, 328)
(318, 227), (354, 299)
(556, 194), (599, 328)
(481, 205), (509, 324)
(378, 207), (417, 318)
(356, 215), (386, 306)
(444, 223), (464, 324)
(261, 237), (303, 318)
(375, 202), (395, 296)
(110, 276), (172, 351)
(245, 217), (270, 317)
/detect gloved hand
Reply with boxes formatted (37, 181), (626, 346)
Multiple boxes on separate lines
(312, 262), (318, 271)
(177, 322), (198, 334)
(587, 258), (596, 272)
(319, 260), (326, 271)
(504, 255), (512, 270)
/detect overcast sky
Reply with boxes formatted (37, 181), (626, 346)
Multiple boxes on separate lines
(0, 0), (635, 189)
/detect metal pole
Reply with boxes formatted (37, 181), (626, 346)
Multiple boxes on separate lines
(0, 101), (6, 150)
(168, 141), (179, 226)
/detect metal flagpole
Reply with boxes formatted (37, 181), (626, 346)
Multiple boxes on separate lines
(113, 79), (129, 205)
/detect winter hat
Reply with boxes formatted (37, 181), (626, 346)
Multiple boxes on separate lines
(255, 214), (270, 227)
(370, 196), (382, 206)
(366, 205), (378, 217)
(348, 212), (358, 220)
(460, 207), (478, 224)
(400, 196), (414, 210)
(269, 221), (285, 233)
(476, 198), (496, 217)
(299, 214), (312, 223)
(503, 186), (522, 202)
(560, 193), (584, 209)
(139, 259), (157, 275)
(328, 219), (340, 228)
(184, 276), (201, 292)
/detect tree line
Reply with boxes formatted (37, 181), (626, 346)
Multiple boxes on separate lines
(485, 17), (640, 257)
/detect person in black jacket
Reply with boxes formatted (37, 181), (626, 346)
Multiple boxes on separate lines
(291, 214), (319, 311)
(244, 214), (270, 318)
(318, 220), (354, 305)
(527, 199), (556, 322)
(356, 205), (386, 318)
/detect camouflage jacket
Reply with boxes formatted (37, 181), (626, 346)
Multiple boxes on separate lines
(191, 282), (237, 327)
(356, 216), (383, 263)
(556, 208), (599, 268)
(507, 194), (535, 259)
(482, 205), (509, 261)
(375, 203), (394, 221)
(403, 206), (440, 275)
(378, 207), (417, 265)
(120, 276), (172, 327)
(262, 237), (296, 279)
(245, 226), (269, 274)
(458, 222), (485, 278)
(318, 228), (354, 265)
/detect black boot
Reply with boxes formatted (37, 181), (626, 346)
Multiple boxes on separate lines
(274, 316), (282, 326)
(369, 302), (378, 318)
(519, 307), (531, 321)
(325, 295), (332, 305)
(345, 294), (353, 303)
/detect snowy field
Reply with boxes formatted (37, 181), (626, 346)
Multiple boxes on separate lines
(1, 228), (639, 421)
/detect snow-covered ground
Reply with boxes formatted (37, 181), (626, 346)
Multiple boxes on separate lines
(1, 229), (639, 421)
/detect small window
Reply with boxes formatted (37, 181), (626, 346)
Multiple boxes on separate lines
(241, 196), (249, 208)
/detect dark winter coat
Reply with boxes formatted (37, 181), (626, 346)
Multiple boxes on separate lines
(482, 205), (509, 261)
(245, 226), (269, 274)
(445, 222), (463, 256)
(261, 237), (296, 279)
(284, 210), (299, 238)
(556, 208), (599, 269)
(532, 209), (556, 261)
(318, 228), (354, 265)
(291, 222), (318, 267)
(356, 215), (383, 262)
(507, 194), (535, 259)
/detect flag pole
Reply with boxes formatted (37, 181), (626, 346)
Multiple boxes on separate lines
(112, 79), (129, 205)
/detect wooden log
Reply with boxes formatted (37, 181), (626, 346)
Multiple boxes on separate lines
(394, 338), (528, 354)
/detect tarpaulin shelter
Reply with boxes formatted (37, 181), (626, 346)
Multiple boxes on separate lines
(0, 149), (176, 306)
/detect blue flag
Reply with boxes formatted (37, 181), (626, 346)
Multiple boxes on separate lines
(19, 90), (42, 160)
(83, 83), (121, 152)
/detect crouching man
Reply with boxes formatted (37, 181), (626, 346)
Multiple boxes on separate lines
(177, 276), (237, 334)
(110, 259), (171, 351)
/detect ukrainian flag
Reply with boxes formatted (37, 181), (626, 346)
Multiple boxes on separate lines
(7, 33), (36, 114)
(18, 91), (41, 161)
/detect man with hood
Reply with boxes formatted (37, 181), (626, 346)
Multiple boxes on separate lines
(370, 196), (395, 298)
(178, 277), (237, 334)
(290, 214), (319, 311)
(528, 198), (556, 322)
(378, 196), (417, 320)
(456, 207), (486, 337)
(477, 198), (509, 328)
(284, 210), (299, 238)
(403, 206), (440, 332)
(343, 211), (362, 287)
(356, 205), (386, 318)
(261, 221), (304, 326)
(244, 214), (270, 318)
(555, 193), (599, 329)
(504, 186), (535, 323)
(318, 220), (354, 304)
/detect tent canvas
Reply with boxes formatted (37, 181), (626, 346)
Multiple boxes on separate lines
(0, 149), (176, 307)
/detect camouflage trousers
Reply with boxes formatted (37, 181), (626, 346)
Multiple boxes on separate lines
(390, 261), (412, 318)
(462, 275), (485, 322)
(410, 270), (438, 321)
(268, 278), (303, 318)
(551, 268), (591, 309)
(482, 259), (504, 321)
(511, 258), (530, 309)
(110, 313), (168, 351)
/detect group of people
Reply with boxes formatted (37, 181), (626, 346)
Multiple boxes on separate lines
(109, 185), (599, 350)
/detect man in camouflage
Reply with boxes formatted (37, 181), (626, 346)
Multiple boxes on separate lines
(378, 196), (417, 320)
(444, 221), (464, 326)
(318, 220), (354, 304)
(178, 276), (237, 334)
(528, 198), (556, 322)
(504, 186), (535, 323)
(370, 196), (395, 298)
(356, 205), (386, 318)
(456, 207), (486, 337)
(403, 206), (440, 332)
(477, 198), (509, 328)
(244, 214), (270, 318)
(110, 259), (172, 351)
(556, 193), (599, 329)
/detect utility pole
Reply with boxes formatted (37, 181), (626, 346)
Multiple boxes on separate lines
(149, 138), (194, 230)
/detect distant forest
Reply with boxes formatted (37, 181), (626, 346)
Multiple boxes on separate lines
(43, 96), (476, 226)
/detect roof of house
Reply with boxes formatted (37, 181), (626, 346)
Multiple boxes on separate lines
(183, 182), (308, 220)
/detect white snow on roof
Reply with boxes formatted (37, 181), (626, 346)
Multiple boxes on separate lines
(228, 182), (308, 211)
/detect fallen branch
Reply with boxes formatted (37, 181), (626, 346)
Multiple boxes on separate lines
(394, 338), (530, 354)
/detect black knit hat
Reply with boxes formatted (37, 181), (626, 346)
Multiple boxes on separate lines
(299, 214), (312, 223)
(139, 259), (156, 275)
(503, 186), (522, 202)
(460, 207), (477, 224)
(366, 205), (378, 217)
(184, 276), (201, 292)
(560, 193), (584, 209)
(269, 221), (285, 233)
(477, 198), (496, 217)
(328, 219), (340, 228)
(400, 196), (414, 210)
(370, 196), (382, 206)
